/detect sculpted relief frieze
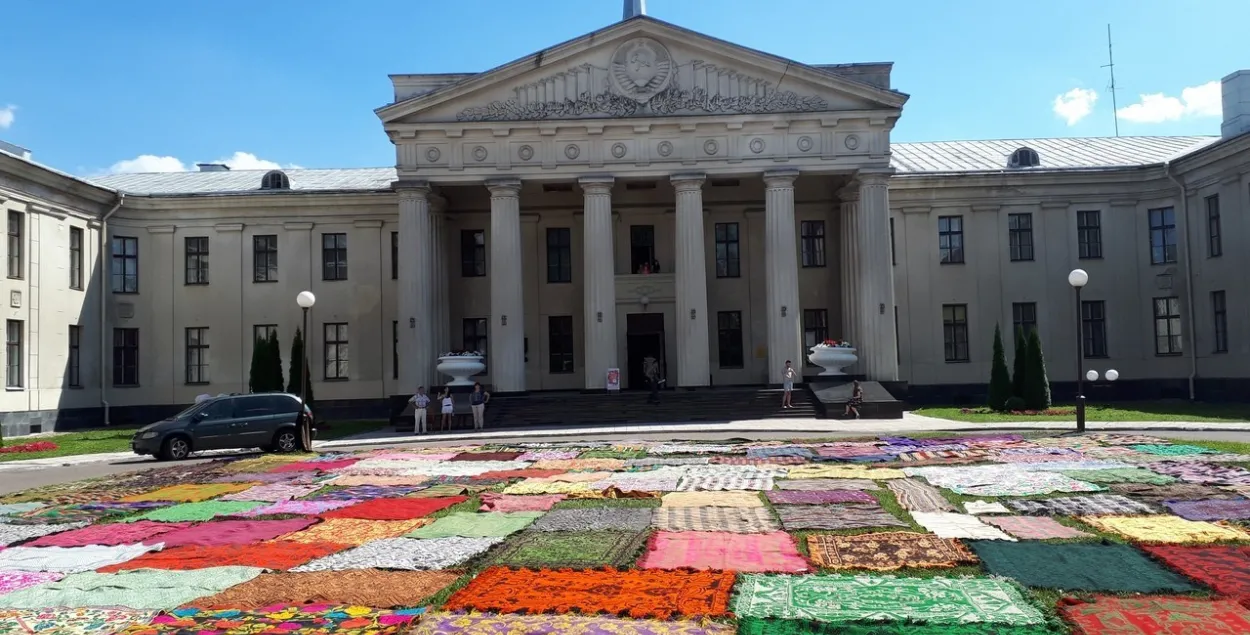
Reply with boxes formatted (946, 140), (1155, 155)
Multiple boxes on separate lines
(457, 38), (828, 122)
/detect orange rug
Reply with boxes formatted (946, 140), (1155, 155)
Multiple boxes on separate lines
(442, 566), (734, 620)
(97, 541), (347, 572)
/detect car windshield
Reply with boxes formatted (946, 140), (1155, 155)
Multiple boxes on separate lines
(173, 401), (209, 419)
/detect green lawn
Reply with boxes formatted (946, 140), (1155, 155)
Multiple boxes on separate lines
(0, 420), (391, 462)
(914, 402), (1249, 424)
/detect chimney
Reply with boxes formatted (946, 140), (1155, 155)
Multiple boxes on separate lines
(1221, 70), (1250, 140)
(196, 163), (231, 172)
(0, 140), (32, 160)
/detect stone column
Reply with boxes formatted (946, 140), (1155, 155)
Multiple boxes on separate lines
(487, 179), (525, 392)
(764, 169), (802, 385)
(396, 182), (434, 393)
(856, 170), (899, 381)
(429, 195), (451, 382)
(579, 176), (617, 389)
(672, 174), (711, 387)
(838, 183), (861, 371)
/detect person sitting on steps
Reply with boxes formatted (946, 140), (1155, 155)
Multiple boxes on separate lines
(844, 380), (863, 419)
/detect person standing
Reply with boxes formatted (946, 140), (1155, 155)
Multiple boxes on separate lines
(644, 356), (661, 404)
(843, 380), (863, 419)
(781, 360), (798, 409)
(469, 382), (490, 430)
(409, 386), (430, 434)
(439, 387), (454, 432)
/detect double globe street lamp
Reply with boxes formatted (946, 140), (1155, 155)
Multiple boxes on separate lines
(295, 291), (316, 450)
(1069, 269), (1120, 433)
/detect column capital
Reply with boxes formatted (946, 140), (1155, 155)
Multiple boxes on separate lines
(837, 181), (861, 203)
(430, 194), (448, 214)
(856, 168), (895, 187)
(670, 173), (706, 192)
(578, 175), (615, 195)
(762, 169), (799, 189)
(485, 178), (522, 197)
(392, 180), (432, 200)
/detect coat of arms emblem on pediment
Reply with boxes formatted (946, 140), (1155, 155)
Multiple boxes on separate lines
(610, 38), (674, 103)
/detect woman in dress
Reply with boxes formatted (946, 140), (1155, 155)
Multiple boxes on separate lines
(843, 380), (863, 419)
(439, 386), (455, 431)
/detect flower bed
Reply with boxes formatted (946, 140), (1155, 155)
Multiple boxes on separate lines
(960, 407), (1075, 416)
(0, 441), (59, 454)
(812, 339), (853, 349)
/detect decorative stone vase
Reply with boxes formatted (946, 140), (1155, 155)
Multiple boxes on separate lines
(437, 355), (485, 386)
(808, 346), (858, 376)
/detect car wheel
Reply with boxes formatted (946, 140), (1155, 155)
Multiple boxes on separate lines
(273, 430), (298, 454)
(159, 436), (191, 461)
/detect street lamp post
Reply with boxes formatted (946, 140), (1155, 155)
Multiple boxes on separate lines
(1068, 269), (1089, 433)
(296, 291), (316, 450)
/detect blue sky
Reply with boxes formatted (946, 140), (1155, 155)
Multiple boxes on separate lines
(2, 0), (1245, 175)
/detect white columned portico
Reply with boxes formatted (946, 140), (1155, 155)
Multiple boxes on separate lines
(839, 184), (861, 370)
(764, 169), (802, 385)
(396, 182), (434, 392)
(486, 179), (526, 392)
(430, 195), (451, 379)
(855, 170), (899, 381)
(579, 176), (617, 389)
(672, 174), (710, 387)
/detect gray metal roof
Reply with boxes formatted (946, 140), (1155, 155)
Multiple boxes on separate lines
(83, 135), (1221, 195)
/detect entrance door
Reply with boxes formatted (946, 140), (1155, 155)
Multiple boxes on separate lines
(626, 313), (666, 390)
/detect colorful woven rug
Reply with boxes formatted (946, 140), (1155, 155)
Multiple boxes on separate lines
(1150, 462), (1250, 486)
(1109, 482), (1237, 502)
(982, 516), (1092, 539)
(154, 518), (316, 548)
(1058, 468), (1176, 485)
(1006, 494), (1156, 516)
(304, 484), (428, 501)
(1079, 515), (1250, 543)
(676, 473), (774, 491)
(217, 481), (322, 502)
(450, 451), (524, 462)
(0, 567), (264, 610)
(290, 537), (502, 571)
(408, 511), (542, 538)
(775, 504), (906, 531)
(1059, 596), (1250, 634)
(806, 532), (978, 570)
(885, 479), (958, 512)
(269, 458), (360, 473)
(765, 490), (875, 505)
(122, 501), (263, 523)
(1131, 444), (1216, 456)
(0, 607), (155, 634)
(96, 540), (347, 572)
(23, 520), (191, 548)
(411, 612), (736, 634)
(1164, 497), (1250, 521)
(443, 567), (735, 620)
(188, 569), (460, 609)
(278, 518), (429, 545)
(970, 541), (1198, 592)
(1140, 545), (1250, 599)
(963, 501), (1011, 515)
(639, 531), (810, 572)
(118, 604), (421, 634)
(904, 465), (1102, 497)
(786, 466), (906, 480)
(0, 571), (64, 596)
(0, 543), (162, 573)
(230, 499), (360, 517)
(735, 618), (1058, 634)
(775, 479), (879, 491)
(653, 507), (781, 533)
(732, 573), (1045, 625)
(530, 508), (654, 532)
(661, 492), (765, 508)
(488, 530), (648, 568)
(411, 484), (487, 497)
(478, 493), (566, 512)
(319, 496), (468, 520)
(910, 512), (1015, 540)
(119, 483), (255, 503)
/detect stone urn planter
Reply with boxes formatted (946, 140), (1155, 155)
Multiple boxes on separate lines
(437, 355), (485, 386)
(808, 346), (858, 376)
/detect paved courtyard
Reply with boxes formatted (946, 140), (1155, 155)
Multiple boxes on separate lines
(2, 434), (1250, 633)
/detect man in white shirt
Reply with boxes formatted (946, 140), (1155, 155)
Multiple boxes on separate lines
(781, 360), (798, 409)
(409, 386), (431, 434)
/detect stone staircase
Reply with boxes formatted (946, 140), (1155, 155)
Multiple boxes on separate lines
(480, 387), (817, 429)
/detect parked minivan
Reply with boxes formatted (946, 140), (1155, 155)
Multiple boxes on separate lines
(131, 393), (315, 461)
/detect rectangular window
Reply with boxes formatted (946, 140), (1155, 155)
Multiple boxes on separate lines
(1153, 296), (1183, 355)
(5, 320), (21, 388)
(392, 320), (399, 379)
(889, 217), (896, 266)
(321, 233), (348, 281)
(802, 309), (829, 357)
(714, 223), (740, 278)
(546, 228), (572, 283)
(800, 220), (826, 267)
(1149, 207), (1177, 265)
(1206, 195), (1222, 257)
(67, 325), (81, 388)
(1081, 300), (1108, 358)
(185, 327), (209, 384)
(463, 317), (488, 357)
(1012, 302), (1037, 344)
(111, 236), (138, 293)
(7, 211), (22, 279)
(716, 311), (744, 369)
(1077, 210), (1102, 259)
(253, 324), (278, 343)
(460, 230), (486, 277)
(1008, 213), (1034, 261)
(69, 227), (83, 290)
(938, 216), (964, 264)
(253, 235), (278, 282)
(324, 322), (349, 379)
(1212, 290), (1228, 354)
(630, 225), (655, 274)
(184, 236), (209, 285)
(112, 327), (139, 386)
(390, 231), (398, 280)
(547, 315), (574, 374)
(942, 304), (969, 362)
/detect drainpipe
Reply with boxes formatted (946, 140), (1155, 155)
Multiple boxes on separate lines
(99, 193), (125, 425)
(1164, 163), (1197, 401)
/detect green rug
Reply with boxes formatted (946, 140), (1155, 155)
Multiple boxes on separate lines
(122, 501), (263, 523)
(579, 449), (648, 459)
(407, 511), (543, 539)
(737, 618), (1060, 634)
(1058, 468), (1177, 485)
(968, 541), (1198, 593)
(489, 530), (648, 568)
(732, 574), (1045, 626)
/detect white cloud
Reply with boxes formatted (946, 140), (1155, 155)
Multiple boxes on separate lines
(1053, 88), (1098, 125)
(1117, 80), (1221, 124)
(102, 151), (299, 174)
(0, 105), (16, 129)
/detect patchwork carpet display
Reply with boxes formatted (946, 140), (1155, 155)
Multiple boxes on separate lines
(0, 433), (1246, 633)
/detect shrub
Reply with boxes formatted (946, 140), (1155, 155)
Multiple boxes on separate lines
(987, 325), (1013, 411)
(1023, 329), (1052, 410)
(1004, 396), (1027, 412)
(286, 328), (315, 409)
(1011, 328), (1028, 401)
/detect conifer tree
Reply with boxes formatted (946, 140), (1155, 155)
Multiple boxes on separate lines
(266, 331), (284, 392)
(286, 328), (314, 407)
(987, 325), (1012, 411)
(1023, 329), (1052, 410)
(248, 334), (266, 392)
(1011, 328), (1028, 401)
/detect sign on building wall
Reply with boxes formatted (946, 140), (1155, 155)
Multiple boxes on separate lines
(606, 369), (621, 392)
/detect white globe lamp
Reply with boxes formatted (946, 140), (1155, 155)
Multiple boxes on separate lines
(296, 291), (316, 309)
(1068, 269), (1089, 288)
(1086, 370), (1099, 381)
(1106, 369), (1119, 382)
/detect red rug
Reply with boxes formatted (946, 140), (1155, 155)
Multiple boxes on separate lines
(269, 458), (359, 473)
(442, 566), (735, 620)
(450, 451), (523, 462)
(1060, 595), (1250, 634)
(472, 469), (567, 481)
(1142, 545), (1250, 599)
(319, 496), (467, 520)
(97, 540), (347, 572)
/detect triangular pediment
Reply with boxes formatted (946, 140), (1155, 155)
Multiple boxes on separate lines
(377, 17), (907, 125)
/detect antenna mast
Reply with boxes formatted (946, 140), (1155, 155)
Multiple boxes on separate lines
(1102, 24), (1120, 137)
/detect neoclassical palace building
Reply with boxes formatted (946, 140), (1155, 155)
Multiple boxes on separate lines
(2, 14), (1249, 433)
